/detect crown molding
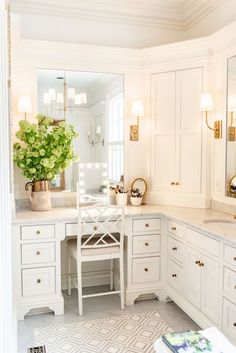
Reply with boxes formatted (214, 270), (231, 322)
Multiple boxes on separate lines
(10, 0), (225, 31)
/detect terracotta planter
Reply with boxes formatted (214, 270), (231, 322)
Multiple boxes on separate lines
(130, 196), (142, 206)
(25, 180), (51, 211)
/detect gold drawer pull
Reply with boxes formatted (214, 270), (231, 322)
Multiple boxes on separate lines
(175, 182), (180, 186)
(172, 247), (177, 251)
(171, 182), (175, 185)
(234, 257), (236, 262)
(37, 279), (41, 284)
(172, 274), (177, 277)
(234, 284), (236, 289)
(145, 242), (149, 246)
(36, 251), (41, 256)
(144, 268), (148, 272)
(145, 223), (149, 228)
(93, 226), (97, 231)
(199, 262), (204, 267)
(171, 226), (176, 231)
(36, 230), (40, 234)
(234, 323), (236, 327)
(195, 260), (200, 265)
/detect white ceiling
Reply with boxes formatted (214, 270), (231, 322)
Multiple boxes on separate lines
(10, 0), (236, 48)
(10, 0), (224, 30)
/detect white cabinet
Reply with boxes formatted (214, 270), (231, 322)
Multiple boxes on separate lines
(151, 68), (203, 203)
(184, 246), (220, 324)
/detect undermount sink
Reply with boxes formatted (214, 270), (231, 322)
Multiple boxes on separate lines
(203, 219), (236, 232)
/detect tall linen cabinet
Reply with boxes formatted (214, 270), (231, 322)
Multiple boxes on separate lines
(150, 67), (207, 207)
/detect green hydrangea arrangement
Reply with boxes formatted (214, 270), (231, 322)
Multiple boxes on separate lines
(14, 114), (78, 181)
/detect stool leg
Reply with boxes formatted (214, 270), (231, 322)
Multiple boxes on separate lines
(68, 255), (72, 296)
(110, 259), (114, 290)
(77, 259), (83, 316)
(119, 255), (125, 310)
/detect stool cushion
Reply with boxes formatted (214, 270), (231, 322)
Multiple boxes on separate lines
(67, 238), (120, 259)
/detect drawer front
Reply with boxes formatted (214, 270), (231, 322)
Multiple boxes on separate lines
(224, 244), (236, 268)
(167, 236), (184, 264)
(223, 298), (236, 342)
(186, 228), (220, 257)
(22, 267), (55, 297)
(224, 267), (236, 300)
(167, 220), (184, 240)
(21, 243), (55, 265)
(66, 223), (77, 236)
(132, 218), (160, 233)
(167, 259), (183, 293)
(21, 225), (55, 240)
(132, 257), (160, 284)
(133, 235), (160, 255)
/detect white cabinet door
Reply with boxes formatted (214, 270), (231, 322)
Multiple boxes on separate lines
(151, 72), (176, 190)
(175, 68), (202, 193)
(184, 247), (201, 309)
(201, 255), (220, 324)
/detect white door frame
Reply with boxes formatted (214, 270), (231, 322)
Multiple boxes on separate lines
(0, 1), (17, 352)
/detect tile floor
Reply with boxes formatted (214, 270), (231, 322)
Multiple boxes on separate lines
(18, 286), (199, 353)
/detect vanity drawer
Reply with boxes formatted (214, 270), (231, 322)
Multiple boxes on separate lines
(132, 218), (160, 233)
(21, 224), (55, 240)
(167, 236), (184, 264)
(186, 228), (220, 257)
(21, 243), (55, 265)
(224, 244), (236, 268)
(222, 298), (236, 342)
(132, 257), (160, 284)
(133, 235), (160, 255)
(223, 267), (236, 300)
(167, 220), (184, 240)
(22, 267), (55, 297)
(167, 258), (183, 293)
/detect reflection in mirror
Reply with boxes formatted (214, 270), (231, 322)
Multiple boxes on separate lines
(37, 69), (124, 192)
(226, 56), (236, 197)
(77, 162), (108, 204)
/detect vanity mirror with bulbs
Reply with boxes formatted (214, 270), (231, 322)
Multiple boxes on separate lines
(37, 69), (124, 196)
(226, 56), (236, 197)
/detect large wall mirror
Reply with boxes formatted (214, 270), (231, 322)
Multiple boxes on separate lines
(226, 56), (236, 197)
(37, 69), (124, 193)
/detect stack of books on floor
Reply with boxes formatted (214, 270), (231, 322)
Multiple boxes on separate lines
(162, 327), (236, 353)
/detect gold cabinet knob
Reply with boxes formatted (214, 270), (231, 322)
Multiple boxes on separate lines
(199, 262), (204, 267)
(36, 251), (40, 256)
(145, 223), (149, 228)
(234, 284), (236, 289)
(175, 182), (180, 185)
(172, 274), (177, 277)
(195, 260), (200, 265)
(93, 226), (97, 231)
(234, 322), (236, 327)
(36, 230), (40, 234)
(171, 226), (176, 231)
(145, 242), (149, 246)
(234, 257), (236, 262)
(37, 279), (41, 284)
(144, 268), (148, 272)
(172, 247), (177, 251)
(171, 182), (175, 185)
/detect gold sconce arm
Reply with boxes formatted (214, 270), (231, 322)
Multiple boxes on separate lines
(205, 111), (214, 131)
(229, 111), (234, 127)
(204, 111), (222, 139)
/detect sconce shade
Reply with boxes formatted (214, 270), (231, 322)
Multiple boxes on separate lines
(132, 100), (144, 117)
(228, 94), (236, 111)
(200, 93), (213, 112)
(17, 95), (32, 113)
(96, 126), (101, 134)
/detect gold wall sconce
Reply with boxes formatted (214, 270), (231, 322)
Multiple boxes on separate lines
(228, 94), (236, 141)
(17, 95), (32, 120)
(200, 93), (222, 139)
(130, 100), (144, 141)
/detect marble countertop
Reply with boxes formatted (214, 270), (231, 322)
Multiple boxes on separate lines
(14, 204), (236, 246)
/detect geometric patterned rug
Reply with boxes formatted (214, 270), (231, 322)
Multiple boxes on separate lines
(34, 311), (173, 353)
